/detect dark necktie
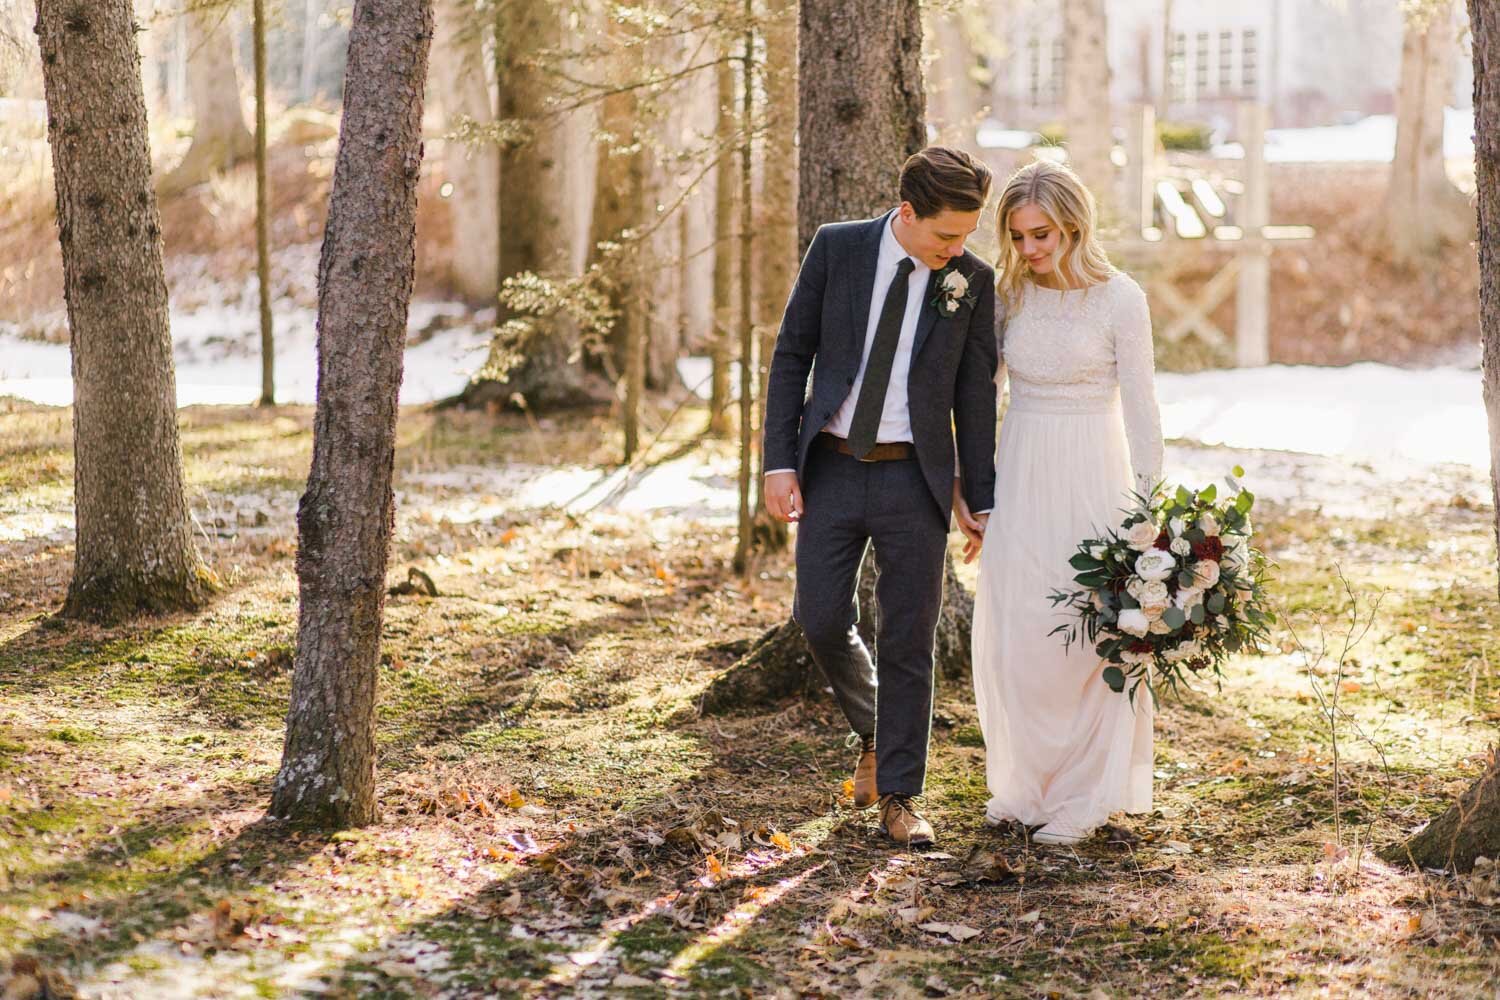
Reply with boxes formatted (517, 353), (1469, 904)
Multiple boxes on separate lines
(846, 257), (915, 459)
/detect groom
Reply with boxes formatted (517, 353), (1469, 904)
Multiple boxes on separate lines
(762, 147), (999, 846)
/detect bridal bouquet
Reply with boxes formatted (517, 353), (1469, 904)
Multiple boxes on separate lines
(1048, 468), (1274, 702)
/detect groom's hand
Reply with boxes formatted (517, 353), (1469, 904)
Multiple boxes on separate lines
(953, 480), (987, 563)
(765, 471), (804, 523)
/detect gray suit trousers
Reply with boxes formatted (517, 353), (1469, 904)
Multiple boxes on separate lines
(793, 444), (949, 796)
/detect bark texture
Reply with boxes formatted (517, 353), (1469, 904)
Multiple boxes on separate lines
(431, 0), (499, 303)
(709, 0), (975, 708)
(1388, 0), (1472, 266)
(161, 2), (254, 194)
(797, 0), (925, 256)
(36, 0), (213, 622)
(270, 0), (433, 829)
(1063, 0), (1115, 218)
(1384, 0), (1500, 875)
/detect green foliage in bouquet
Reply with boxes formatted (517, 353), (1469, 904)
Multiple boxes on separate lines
(1049, 467), (1275, 704)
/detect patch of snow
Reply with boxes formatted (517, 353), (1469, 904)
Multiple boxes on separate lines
(1210, 108), (1474, 163)
(1156, 362), (1487, 470)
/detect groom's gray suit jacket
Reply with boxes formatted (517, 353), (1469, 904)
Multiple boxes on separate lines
(762, 210), (999, 522)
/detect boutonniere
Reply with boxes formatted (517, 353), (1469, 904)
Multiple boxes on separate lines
(931, 265), (977, 318)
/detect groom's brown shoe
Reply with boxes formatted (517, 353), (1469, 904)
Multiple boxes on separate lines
(878, 794), (935, 847)
(852, 735), (877, 809)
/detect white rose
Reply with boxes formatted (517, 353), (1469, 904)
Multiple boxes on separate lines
(1089, 544), (1108, 560)
(1121, 649), (1151, 665)
(1118, 608), (1150, 637)
(1173, 586), (1203, 611)
(1192, 559), (1221, 589)
(943, 269), (969, 295)
(1198, 512), (1220, 537)
(1124, 519), (1160, 552)
(1138, 580), (1169, 605)
(1169, 537), (1191, 557)
(1148, 617), (1173, 635)
(1169, 516), (1186, 537)
(1134, 549), (1176, 582)
(1162, 644), (1186, 663)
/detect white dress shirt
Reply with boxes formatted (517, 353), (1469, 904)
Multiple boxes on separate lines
(823, 212), (930, 443)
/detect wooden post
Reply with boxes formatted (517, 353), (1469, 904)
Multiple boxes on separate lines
(1125, 103), (1156, 236)
(1235, 101), (1270, 367)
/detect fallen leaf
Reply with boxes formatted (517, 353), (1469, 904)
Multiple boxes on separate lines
(770, 831), (793, 851)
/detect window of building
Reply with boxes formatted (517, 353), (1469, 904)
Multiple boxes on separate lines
(1241, 29), (1258, 96)
(1195, 32), (1209, 98)
(1028, 36), (1041, 107)
(1169, 31), (1187, 104)
(1050, 37), (1064, 106)
(1219, 31), (1234, 94)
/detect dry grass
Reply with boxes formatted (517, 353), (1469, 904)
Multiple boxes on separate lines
(1, 400), (1498, 997)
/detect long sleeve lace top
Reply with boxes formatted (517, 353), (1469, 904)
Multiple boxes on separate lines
(995, 272), (1164, 495)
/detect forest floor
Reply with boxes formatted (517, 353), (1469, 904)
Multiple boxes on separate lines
(2, 398), (1500, 998)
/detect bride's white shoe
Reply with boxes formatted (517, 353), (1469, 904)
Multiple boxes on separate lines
(1031, 822), (1091, 846)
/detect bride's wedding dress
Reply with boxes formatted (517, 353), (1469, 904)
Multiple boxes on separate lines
(972, 272), (1164, 839)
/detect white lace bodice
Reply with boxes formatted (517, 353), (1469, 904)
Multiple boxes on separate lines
(997, 272), (1164, 494)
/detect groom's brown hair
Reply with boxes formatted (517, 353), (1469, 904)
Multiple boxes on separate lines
(899, 146), (993, 218)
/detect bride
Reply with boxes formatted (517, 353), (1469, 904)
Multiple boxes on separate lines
(961, 159), (1164, 846)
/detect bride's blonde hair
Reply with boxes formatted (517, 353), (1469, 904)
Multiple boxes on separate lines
(994, 159), (1116, 313)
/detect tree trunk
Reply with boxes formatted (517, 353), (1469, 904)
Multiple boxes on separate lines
(709, 0), (976, 706)
(1385, 0), (1500, 875)
(752, 0), (797, 550)
(160, 2), (254, 194)
(734, 12), (755, 576)
(585, 49), (643, 380)
(708, 53), (736, 436)
(796, 0), (925, 257)
(270, 0), (433, 829)
(36, 0), (214, 623)
(1388, 0), (1472, 267)
(925, 6), (980, 145)
(1063, 0), (1115, 219)
(431, 0), (500, 304)
(299, 0), (322, 101)
(640, 32), (686, 393)
(254, 0), (274, 407)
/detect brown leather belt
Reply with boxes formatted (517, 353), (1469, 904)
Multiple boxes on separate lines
(816, 432), (916, 462)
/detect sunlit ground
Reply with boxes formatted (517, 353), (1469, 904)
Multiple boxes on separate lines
(2, 396), (1499, 998)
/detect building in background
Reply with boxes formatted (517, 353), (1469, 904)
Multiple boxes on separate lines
(987, 0), (1470, 133)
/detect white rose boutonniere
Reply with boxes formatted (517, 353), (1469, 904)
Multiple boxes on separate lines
(931, 265), (977, 317)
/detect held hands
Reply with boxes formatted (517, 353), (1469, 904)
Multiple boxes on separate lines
(953, 478), (988, 563)
(765, 471), (804, 523)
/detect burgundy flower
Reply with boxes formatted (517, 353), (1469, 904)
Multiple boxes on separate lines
(1153, 530), (1172, 551)
(1192, 536), (1225, 561)
(1129, 639), (1154, 653)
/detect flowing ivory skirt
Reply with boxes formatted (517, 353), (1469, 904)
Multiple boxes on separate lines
(972, 391), (1154, 830)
